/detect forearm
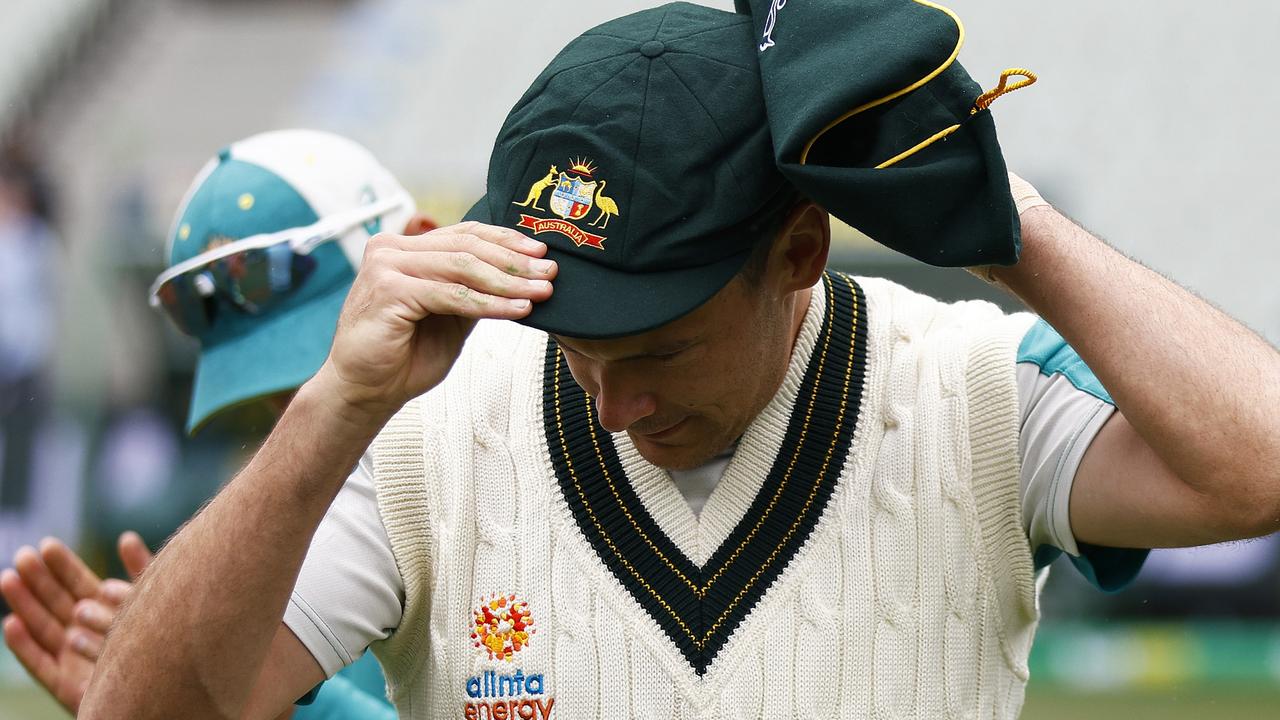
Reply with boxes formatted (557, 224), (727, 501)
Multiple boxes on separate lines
(994, 207), (1280, 532)
(81, 374), (389, 719)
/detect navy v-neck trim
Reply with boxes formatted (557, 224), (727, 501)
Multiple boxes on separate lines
(543, 273), (868, 675)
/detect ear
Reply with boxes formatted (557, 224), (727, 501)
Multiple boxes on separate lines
(765, 202), (830, 294)
(402, 213), (439, 236)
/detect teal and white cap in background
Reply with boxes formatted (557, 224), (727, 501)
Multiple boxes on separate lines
(165, 128), (416, 433)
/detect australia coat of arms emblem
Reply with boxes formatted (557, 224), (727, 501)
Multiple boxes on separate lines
(512, 158), (618, 249)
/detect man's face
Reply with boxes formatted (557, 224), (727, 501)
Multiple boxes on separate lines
(553, 274), (799, 471)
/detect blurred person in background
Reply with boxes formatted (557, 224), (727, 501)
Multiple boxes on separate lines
(0, 142), (59, 535)
(1, 128), (437, 718)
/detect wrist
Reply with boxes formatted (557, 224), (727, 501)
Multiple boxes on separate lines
(293, 362), (400, 439)
(988, 204), (1073, 295)
(967, 171), (1053, 285)
(1007, 171), (1050, 217)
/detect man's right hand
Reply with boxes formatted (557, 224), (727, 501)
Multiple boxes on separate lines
(80, 222), (557, 720)
(311, 221), (555, 425)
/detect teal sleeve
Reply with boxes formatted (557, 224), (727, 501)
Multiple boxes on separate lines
(1033, 543), (1150, 593)
(294, 654), (394, 718)
(1020, 319), (1149, 592)
(1017, 318), (1113, 404)
(293, 674), (395, 720)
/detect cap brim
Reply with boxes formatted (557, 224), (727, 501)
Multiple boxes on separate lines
(465, 196), (750, 339)
(186, 280), (349, 434)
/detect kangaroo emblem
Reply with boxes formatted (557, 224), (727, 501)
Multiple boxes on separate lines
(513, 165), (558, 211)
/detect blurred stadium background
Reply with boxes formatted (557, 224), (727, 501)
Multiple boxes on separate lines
(1, 0), (1278, 717)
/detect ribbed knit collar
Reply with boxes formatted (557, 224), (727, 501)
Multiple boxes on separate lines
(616, 279), (829, 566)
(544, 272), (867, 675)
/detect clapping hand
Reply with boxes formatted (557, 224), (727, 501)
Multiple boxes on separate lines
(1, 532), (152, 714)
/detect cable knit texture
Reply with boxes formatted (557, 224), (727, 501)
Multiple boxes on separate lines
(369, 277), (1038, 719)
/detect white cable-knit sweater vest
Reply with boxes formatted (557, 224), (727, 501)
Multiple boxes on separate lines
(369, 275), (1039, 719)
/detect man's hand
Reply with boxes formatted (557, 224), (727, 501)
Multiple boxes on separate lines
(82, 225), (555, 719)
(316, 221), (557, 424)
(1, 532), (152, 714)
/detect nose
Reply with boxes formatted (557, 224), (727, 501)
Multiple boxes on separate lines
(574, 364), (657, 433)
(595, 387), (658, 433)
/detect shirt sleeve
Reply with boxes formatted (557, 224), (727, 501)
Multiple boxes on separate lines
(283, 453), (405, 677)
(1016, 318), (1149, 592)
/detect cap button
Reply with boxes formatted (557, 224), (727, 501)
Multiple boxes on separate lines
(639, 40), (666, 58)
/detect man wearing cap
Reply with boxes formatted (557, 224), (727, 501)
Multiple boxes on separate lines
(82, 4), (1280, 719)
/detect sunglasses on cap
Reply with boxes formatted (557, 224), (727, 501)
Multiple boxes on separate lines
(148, 193), (410, 337)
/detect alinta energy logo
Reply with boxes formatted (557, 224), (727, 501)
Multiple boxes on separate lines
(465, 593), (555, 719)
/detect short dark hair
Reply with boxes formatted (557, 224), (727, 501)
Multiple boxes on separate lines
(738, 185), (805, 283)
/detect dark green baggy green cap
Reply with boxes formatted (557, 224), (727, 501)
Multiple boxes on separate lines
(468, 1), (1029, 339)
(466, 3), (788, 339)
(734, 0), (1027, 267)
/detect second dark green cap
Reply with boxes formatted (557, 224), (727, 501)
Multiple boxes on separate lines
(735, 0), (1025, 267)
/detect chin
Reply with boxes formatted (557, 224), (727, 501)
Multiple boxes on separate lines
(628, 432), (723, 471)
